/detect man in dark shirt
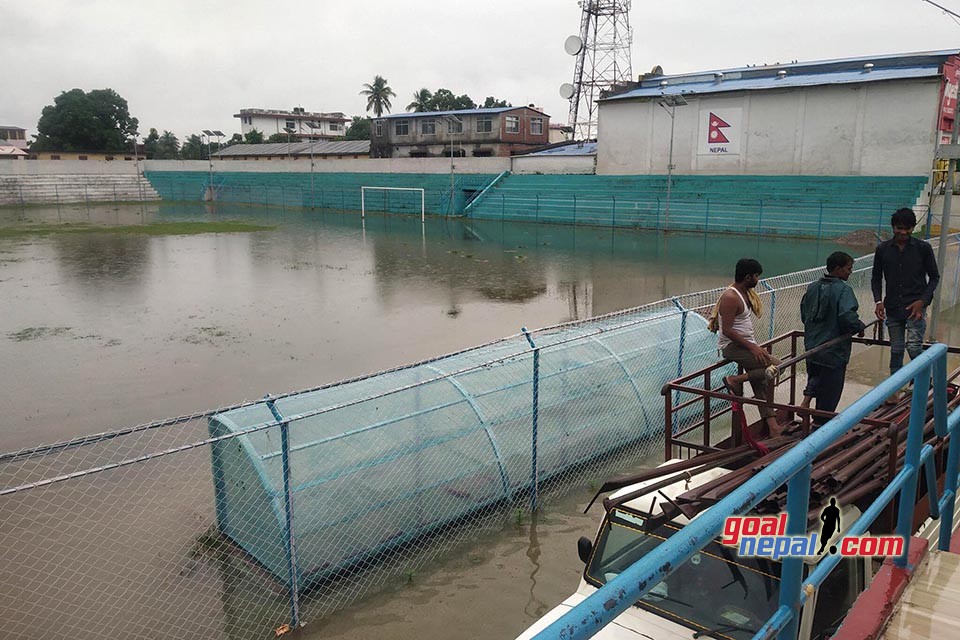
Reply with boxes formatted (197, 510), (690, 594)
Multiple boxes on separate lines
(801, 252), (866, 419)
(871, 208), (940, 386)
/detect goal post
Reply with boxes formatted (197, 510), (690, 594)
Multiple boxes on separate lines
(360, 186), (426, 222)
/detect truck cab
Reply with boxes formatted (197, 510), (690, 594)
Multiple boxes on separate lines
(516, 461), (871, 640)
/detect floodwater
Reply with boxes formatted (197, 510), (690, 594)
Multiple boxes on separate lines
(0, 201), (877, 640)
(0, 202), (856, 452)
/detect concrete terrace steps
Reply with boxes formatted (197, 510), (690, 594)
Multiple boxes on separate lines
(464, 173), (927, 238)
(0, 174), (161, 205)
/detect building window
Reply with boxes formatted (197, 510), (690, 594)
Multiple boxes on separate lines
(330, 122), (342, 132)
(447, 118), (463, 134)
(420, 119), (436, 135)
(505, 116), (520, 134)
(395, 120), (410, 136)
(285, 119), (296, 130)
(476, 116), (492, 133)
(50, 155), (60, 160)
(78, 155), (88, 160)
(531, 117), (543, 135)
(375, 120), (383, 137)
(124, 156), (133, 161)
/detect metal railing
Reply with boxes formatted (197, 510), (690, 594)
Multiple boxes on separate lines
(532, 343), (960, 640)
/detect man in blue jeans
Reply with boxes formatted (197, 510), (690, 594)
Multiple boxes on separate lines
(871, 208), (940, 402)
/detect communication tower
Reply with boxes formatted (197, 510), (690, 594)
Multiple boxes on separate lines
(561, 1), (634, 141)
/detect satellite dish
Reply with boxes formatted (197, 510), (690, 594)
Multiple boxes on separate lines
(559, 83), (576, 100)
(564, 35), (584, 56)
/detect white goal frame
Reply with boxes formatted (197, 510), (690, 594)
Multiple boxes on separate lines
(360, 186), (426, 222)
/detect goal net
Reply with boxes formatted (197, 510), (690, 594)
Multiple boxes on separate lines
(360, 186), (426, 222)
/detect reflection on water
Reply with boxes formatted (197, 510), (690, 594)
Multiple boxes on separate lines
(0, 202), (859, 451)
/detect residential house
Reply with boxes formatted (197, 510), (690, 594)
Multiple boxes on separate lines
(0, 126), (28, 150)
(372, 107), (549, 158)
(234, 108), (349, 141)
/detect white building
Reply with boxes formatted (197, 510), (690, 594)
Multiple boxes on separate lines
(0, 126), (28, 150)
(597, 50), (960, 177)
(234, 108), (349, 141)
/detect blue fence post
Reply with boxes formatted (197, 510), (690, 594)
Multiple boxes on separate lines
(611, 195), (616, 228)
(953, 233), (960, 306)
(265, 395), (301, 629)
(895, 366), (932, 568)
(501, 193), (506, 221)
(671, 299), (688, 406)
(656, 197), (661, 232)
(778, 462), (812, 640)
(939, 362), (960, 551)
(573, 194), (577, 225)
(536, 193), (540, 223)
(761, 281), (777, 340)
(522, 327), (540, 512)
(758, 199), (764, 236)
(704, 198), (710, 233)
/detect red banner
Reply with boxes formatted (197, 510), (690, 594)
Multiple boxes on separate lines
(939, 55), (960, 135)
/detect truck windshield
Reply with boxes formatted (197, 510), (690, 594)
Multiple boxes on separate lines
(585, 509), (781, 640)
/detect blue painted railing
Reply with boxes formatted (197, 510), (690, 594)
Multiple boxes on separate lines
(533, 343), (958, 640)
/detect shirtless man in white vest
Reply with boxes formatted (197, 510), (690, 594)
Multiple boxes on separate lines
(718, 258), (782, 437)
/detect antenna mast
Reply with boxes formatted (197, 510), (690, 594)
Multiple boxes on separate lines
(566, 0), (634, 141)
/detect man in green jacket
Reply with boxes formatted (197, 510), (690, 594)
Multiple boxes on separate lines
(800, 252), (867, 420)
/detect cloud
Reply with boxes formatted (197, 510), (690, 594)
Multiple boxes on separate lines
(2, 0), (958, 142)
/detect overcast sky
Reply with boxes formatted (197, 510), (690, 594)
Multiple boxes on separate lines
(3, 0), (960, 143)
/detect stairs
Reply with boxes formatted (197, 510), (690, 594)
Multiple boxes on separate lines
(0, 174), (161, 206)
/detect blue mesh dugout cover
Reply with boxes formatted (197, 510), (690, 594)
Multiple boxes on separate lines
(208, 309), (728, 585)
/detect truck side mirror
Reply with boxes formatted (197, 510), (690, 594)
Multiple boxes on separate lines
(577, 536), (593, 564)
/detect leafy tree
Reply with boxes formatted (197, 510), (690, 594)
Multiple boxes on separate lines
(482, 96), (512, 108)
(345, 116), (371, 140)
(267, 132), (294, 143)
(142, 128), (161, 158)
(180, 134), (207, 160)
(156, 131), (180, 159)
(360, 75), (396, 117)
(426, 88), (476, 112)
(228, 133), (243, 145)
(243, 129), (265, 144)
(32, 88), (139, 151)
(407, 88), (433, 112)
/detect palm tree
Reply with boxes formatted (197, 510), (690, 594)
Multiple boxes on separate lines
(407, 88), (433, 112)
(360, 75), (396, 117)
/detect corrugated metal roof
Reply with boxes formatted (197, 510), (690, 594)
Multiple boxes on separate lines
(605, 66), (941, 101)
(0, 145), (29, 156)
(604, 48), (958, 102)
(379, 106), (548, 119)
(213, 140), (370, 157)
(524, 142), (598, 157)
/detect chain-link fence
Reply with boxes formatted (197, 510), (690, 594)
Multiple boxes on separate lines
(3, 235), (960, 640)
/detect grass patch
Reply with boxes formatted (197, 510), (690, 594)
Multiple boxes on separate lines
(0, 221), (275, 239)
(8, 326), (72, 341)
